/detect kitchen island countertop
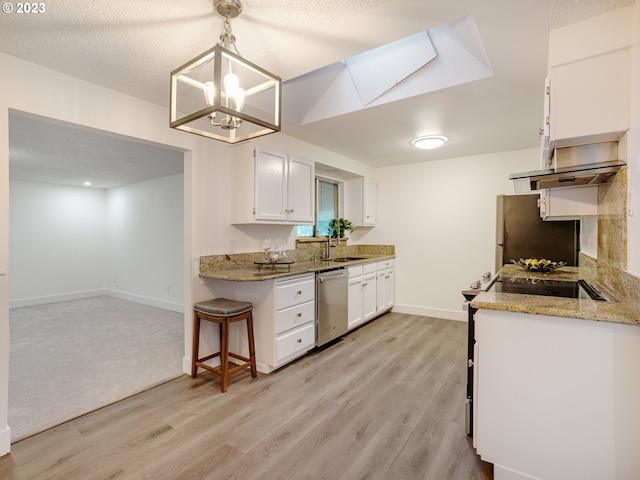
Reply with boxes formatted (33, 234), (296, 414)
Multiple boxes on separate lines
(470, 264), (640, 326)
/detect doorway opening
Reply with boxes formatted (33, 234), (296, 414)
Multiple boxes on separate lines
(8, 111), (186, 441)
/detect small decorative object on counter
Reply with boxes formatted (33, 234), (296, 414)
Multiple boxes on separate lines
(512, 258), (567, 272)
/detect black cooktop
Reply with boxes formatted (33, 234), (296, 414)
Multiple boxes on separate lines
(489, 276), (581, 298)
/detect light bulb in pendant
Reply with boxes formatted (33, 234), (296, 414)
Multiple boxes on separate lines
(203, 81), (215, 106)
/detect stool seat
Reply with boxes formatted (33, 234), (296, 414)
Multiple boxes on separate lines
(194, 298), (253, 316)
(191, 297), (257, 393)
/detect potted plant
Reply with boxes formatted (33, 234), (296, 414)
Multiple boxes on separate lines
(328, 218), (356, 238)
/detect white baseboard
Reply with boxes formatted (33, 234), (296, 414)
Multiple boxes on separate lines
(0, 424), (11, 457)
(9, 289), (107, 309)
(106, 289), (183, 313)
(392, 303), (467, 322)
(10, 289), (184, 313)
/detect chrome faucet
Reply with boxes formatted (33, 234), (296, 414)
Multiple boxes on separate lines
(327, 218), (339, 259)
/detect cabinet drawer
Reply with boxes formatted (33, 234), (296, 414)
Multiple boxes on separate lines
(276, 275), (315, 309)
(276, 300), (315, 334)
(377, 259), (395, 270)
(276, 323), (315, 362)
(363, 262), (377, 275)
(348, 265), (363, 278)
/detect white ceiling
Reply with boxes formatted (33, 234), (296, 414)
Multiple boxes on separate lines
(0, 0), (634, 188)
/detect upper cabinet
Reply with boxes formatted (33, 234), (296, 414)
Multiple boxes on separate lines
(548, 49), (630, 150)
(545, 7), (633, 156)
(346, 177), (376, 227)
(230, 144), (315, 225)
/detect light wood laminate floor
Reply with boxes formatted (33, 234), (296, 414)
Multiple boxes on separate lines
(0, 312), (493, 480)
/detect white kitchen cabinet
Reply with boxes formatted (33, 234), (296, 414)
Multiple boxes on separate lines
(346, 177), (376, 227)
(362, 264), (377, 321)
(548, 48), (630, 149)
(348, 265), (364, 330)
(539, 186), (597, 220)
(207, 273), (316, 373)
(544, 8), (632, 155)
(473, 308), (640, 480)
(376, 259), (394, 314)
(230, 144), (314, 224)
(348, 263), (379, 330)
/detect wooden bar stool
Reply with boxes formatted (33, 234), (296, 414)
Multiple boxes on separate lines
(191, 298), (257, 392)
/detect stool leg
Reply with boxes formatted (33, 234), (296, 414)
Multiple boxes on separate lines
(220, 318), (230, 393)
(246, 311), (257, 378)
(191, 310), (200, 378)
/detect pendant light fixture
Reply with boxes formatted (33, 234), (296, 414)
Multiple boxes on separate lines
(170, 0), (282, 144)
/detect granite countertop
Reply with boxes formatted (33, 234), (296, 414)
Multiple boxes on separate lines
(200, 245), (395, 282)
(201, 255), (394, 281)
(470, 264), (640, 327)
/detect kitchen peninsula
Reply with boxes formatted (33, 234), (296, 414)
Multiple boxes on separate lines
(469, 264), (640, 480)
(198, 243), (395, 374)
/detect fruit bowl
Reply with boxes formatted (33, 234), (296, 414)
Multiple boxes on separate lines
(512, 258), (567, 272)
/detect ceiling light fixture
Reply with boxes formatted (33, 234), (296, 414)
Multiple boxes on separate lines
(411, 136), (448, 150)
(170, 0), (282, 144)
(84, 181), (92, 186)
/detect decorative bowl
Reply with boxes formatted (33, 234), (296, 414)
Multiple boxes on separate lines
(512, 258), (567, 273)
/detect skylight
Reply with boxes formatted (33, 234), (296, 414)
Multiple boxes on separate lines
(282, 14), (494, 125)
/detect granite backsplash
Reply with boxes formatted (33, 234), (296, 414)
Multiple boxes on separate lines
(587, 165), (640, 309)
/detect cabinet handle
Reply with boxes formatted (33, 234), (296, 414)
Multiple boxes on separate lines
(297, 338), (302, 343)
(297, 290), (302, 295)
(362, 283), (367, 287)
(297, 312), (302, 317)
(290, 209), (294, 213)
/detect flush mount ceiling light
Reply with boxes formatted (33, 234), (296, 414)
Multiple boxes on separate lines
(411, 136), (448, 150)
(170, 0), (282, 144)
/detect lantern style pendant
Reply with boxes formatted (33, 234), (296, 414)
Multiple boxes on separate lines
(170, 0), (281, 143)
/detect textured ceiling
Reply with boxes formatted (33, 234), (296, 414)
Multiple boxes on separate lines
(9, 114), (184, 189)
(1, 0), (635, 187)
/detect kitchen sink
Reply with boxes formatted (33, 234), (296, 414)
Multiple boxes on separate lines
(331, 256), (367, 262)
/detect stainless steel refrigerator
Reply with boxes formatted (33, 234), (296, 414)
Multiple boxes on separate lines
(495, 194), (579, 272)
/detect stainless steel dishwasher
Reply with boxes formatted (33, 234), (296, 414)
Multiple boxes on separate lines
(316, 268), (348, 346)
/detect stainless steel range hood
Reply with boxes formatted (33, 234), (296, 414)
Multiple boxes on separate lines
(509, 141), (626, 193)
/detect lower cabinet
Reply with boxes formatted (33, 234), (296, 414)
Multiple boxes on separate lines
(348, 259), (394, 331)
(207, 273), (316, 374)
(474, 309), (640, 480)
(376, 260), (394, 315)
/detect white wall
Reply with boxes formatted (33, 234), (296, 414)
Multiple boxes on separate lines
(9, 175), (184, 311)
(106, 174), (184, 311)
(9, 180), (107, 306)
(359, 149), (539, 321)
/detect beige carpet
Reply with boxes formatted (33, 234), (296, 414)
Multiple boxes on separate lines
(9, 296), (184, 442)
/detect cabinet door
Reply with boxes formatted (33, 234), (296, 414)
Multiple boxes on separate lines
(287, 156), (315, 223)
(539, 186), (597, 219)
(550, 49), (630, 144)
(362, 272), (377, 321)
(255, 148), (287, 221)
(376, 270), (386, 314)
(348, 276), (363, 330)
(363, 178), (377, 225)
(383, 268), (394, 310)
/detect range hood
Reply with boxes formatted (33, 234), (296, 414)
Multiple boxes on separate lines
(510, 141), (626, 193)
